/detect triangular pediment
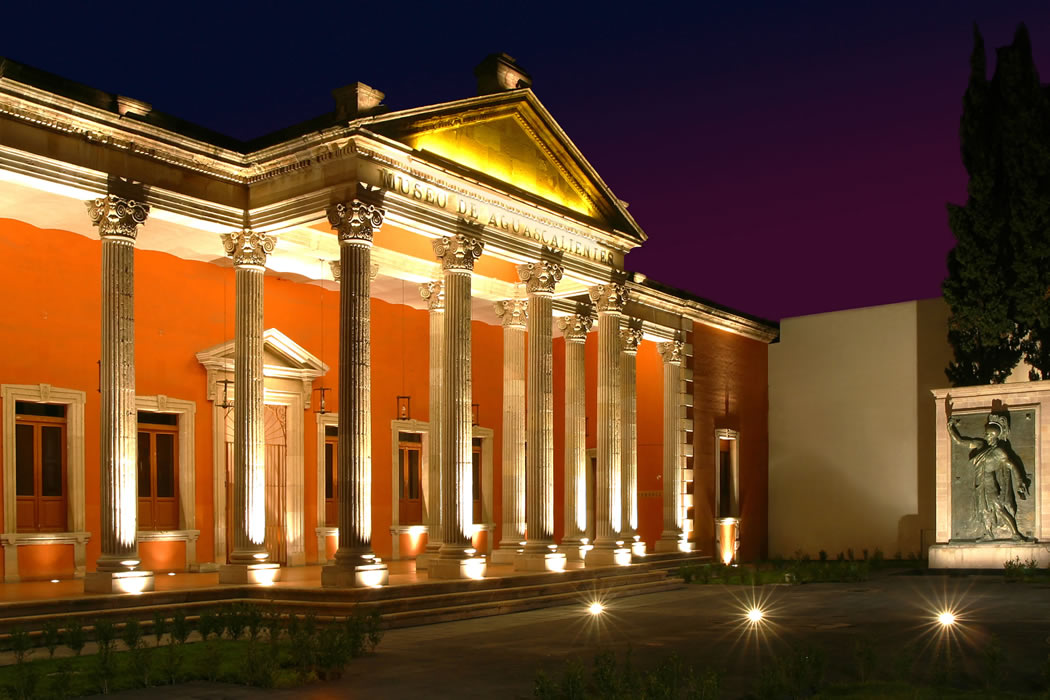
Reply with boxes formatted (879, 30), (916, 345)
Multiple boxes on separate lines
(367, 91), (645, 244)
(195, 328), (328, 378)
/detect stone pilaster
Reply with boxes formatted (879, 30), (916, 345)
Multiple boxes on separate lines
(515, 261), (565, 571)
(429, 234), (487, 580)
(656, 340), (687, 552)
(620, 324), (644, 556)
(491, 297), (528, 565)
(217, 230), (280, 585)
(416, 280), (445, 571)
(586, 284), (630, 567)
(559, 312), (593, 561)
(85, 195), (155, 594)
(322, 200), (388, 588)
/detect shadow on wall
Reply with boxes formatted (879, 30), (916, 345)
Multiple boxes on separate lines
(771, 453), (923, 559)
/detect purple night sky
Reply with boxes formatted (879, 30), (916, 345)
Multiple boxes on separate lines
(4, 2), (1049, 321)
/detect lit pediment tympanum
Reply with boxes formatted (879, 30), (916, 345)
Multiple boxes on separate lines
(367, 91), (645, 245)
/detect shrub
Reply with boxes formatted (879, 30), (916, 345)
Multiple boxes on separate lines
(152, 611), (168, 648)
(365, 608), (384, 652)
(64, 618), (86, 657)
(93, 619), (118, 694)
(121, 618), (150, 687)
(7, 627), (38, 700)
(41, 620), (61, 660)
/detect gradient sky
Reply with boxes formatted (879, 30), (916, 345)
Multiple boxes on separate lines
(3, 1), (1049, 321)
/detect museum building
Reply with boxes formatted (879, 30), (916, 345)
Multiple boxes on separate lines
(0, 53), (776, 588)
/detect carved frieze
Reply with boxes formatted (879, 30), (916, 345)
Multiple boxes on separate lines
(588, 284), (628, 314)
(86, 195), (150, 240)
(494, 298), (528, 328)
(221, 230), (274, 268)
(558, 313), (593, 341)
(433, 235), (484, 272)
(326, 200), (385, 244)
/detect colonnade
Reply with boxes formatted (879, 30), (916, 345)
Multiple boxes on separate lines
(86, 192), (688, 588)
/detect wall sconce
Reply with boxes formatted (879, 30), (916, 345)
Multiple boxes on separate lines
(315, 387), (330, 415)
(218, 377), (234, 409)
(397, 396), (411, 420)
(471, 403), (480, 426)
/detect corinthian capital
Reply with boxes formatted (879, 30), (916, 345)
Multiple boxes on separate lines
(434, 234), (484, 272)
(222, 230), (275, 267)
(419, 280), (445, 311)
(330, 260), (378, 282)
(620, 325), (643, 354)
(517, 260), (564, 295)
(494, 298), (528, 328)
(558, 313), (593, 341)
(86, 195), (150, 240)
(658, 340), (684, 364)
(327, 199), (384, 244)
(588, 284), (628, 314)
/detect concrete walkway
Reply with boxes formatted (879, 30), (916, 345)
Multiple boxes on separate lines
(95, 570), (1050, 698)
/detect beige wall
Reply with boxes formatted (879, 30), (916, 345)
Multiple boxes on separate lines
(768, 298), (952, 559)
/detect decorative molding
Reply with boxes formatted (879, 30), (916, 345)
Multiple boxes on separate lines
(0, 384), (88, 581)
(221, 229), (274, 267)
(558, 313), (593, 341)
(419, 280), (445, 311)
(517, 260), (564, 295)
(658, 340), (684, 364)
(86, 194), (149, 240)
(494, 298), (528, 328)
(589, 284), (628, 314)
(433, 234), (484, 272)
(326, 200), (384, 244)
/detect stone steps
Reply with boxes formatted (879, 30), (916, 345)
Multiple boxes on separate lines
(0, 565), (683, 637)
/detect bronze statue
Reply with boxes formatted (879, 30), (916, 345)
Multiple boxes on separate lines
(947, 409), (1031, 542)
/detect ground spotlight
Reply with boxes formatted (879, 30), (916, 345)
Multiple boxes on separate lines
(746, 607), (764, 624)
(588, 601), (605, 616)
(937, 610), (956, 627)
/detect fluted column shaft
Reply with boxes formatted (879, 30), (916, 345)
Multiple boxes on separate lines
(523, 287), (557, 550)
(560, 313), (592, 555)
(589, 284), (628, 554)
(421, 282), (445, 561)
(222, 231), (275, 564)
(435, 235), (484, 560)
(658, 341), (685, 545)
(620, 327), (642, 542)
(89, 196), (149, 573)
(494, 299), (527, 560)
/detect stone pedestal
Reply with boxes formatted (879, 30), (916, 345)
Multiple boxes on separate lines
(323, 200), (388, 587)
(560, 313), (593, 561)
(492, 298), (527, 565)
(218, 562), (280, 585)
(929, 382), (1050, 568)
(516, 261), (564, 572)
(84, 570), (155, 594)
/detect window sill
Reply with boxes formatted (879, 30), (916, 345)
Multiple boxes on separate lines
(136, 529), (200, 542)
(1, 531), (91, 546)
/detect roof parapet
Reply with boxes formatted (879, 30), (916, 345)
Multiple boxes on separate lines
(474, 53), (532, 95)
(332, 82), (386, 120)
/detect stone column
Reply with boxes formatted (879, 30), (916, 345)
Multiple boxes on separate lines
(416, 280), (445, 571)
(620, 325), (644, 556)
(85, 195), (155, 594)
(656, 340), (687, 552)
(586, 284), (630, 567)
(559, 312), (593, 561)
(429, 233), (487, 580)
(218, 230), (278, 585)
(322, 200), (389, 588)
(515, 262), (565, 571)
(491, 297), (528, 565)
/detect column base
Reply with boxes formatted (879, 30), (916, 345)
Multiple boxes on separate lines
(322, 561), (389, 588)
(490, 545), (523, 565)
(415, 545), (442, 570)
(218, 563), (281, 585)
(428, 555), (487, 580)
(585, 546), (632, 568)
(84, 570), (155, 595)
(631, 539), (648, 557)
(514, 550), (567, 572)
(655, 536), (691, 553)
(560, 538), (587, 562)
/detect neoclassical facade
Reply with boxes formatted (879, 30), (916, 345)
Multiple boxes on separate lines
(0, 54), (776, 585)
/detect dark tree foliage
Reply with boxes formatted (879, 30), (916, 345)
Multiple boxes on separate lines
(944, 24), (1050, 385)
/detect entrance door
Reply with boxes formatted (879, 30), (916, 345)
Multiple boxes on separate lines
(224, 405), (288, 564)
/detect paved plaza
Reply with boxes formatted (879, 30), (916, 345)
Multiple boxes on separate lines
(93, 569), (1050, 698)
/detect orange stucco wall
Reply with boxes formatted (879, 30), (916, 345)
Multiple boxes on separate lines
(692, 322), (769, 562)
